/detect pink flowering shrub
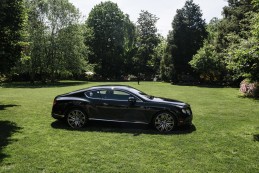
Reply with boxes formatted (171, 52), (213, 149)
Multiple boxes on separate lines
(240, 80), (259, 98)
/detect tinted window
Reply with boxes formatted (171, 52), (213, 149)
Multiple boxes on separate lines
(100, 90), (131, 100)
(112, 91), (130, 100)
(85, 91), (101, 99)
(99, 90), (107, 98)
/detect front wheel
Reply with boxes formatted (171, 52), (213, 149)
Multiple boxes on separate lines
(66, 109), (87, 128)
(153, 112), (176, 132)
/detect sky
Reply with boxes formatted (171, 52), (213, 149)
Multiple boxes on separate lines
(69, 0), (228, 37)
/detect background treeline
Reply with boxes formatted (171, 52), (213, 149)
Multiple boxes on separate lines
(0, 0), (259, 85)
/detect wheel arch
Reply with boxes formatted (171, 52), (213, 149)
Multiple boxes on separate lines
(64, 104), (88, 118)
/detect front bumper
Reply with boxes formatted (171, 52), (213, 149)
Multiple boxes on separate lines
(178, 114), (193, 126)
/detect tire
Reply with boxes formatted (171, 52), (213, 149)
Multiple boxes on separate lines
(66, 108), (87, 128)
(153, 112), (176, 133)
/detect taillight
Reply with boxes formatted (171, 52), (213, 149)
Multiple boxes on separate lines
(53, 99), (57, 106)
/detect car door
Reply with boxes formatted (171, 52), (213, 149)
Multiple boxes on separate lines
(96, 89), (148, 123)
(84, 90), (103, 118)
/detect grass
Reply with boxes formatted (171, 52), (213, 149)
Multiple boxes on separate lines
(0, 81), (258, 173)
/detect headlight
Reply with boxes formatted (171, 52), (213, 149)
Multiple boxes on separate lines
(182, 108), (191, 115)
(186, 109), (191, 115)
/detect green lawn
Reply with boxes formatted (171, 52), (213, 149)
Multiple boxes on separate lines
(0, 81), (258, 173)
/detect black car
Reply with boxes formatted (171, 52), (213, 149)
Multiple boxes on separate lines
(51, 85), (193, 132)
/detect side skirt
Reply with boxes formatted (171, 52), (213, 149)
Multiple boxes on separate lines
(88, 118), (149, 124)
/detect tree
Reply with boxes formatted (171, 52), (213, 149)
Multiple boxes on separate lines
(226, 1), (259, 82)
(0, 0), (26, 75)
(160, 36), (174, 82)
(151, 35), (165, 76)
(189, 18), (226, 83)
(217, 0), (256, 49)
(189, 42), (223, 83)
(16, 0), (87, 82)
(86, 1), (127, 79)
(122, 14), (137, 76)
(168, 0), (207, 82)
(134, 10), (160, 80)
(56, 24), (89, 77)
(190, 0), (259, 84)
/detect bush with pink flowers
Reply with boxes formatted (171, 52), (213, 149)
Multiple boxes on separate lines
(240, 80), (259, 98)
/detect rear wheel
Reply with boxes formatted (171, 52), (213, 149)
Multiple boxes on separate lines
(66, 109), (87, 128)
(153, 112), (176, 132)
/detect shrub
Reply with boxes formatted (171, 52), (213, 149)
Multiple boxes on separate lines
(240, 79), (259, 98)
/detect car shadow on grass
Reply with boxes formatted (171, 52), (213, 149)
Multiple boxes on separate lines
(51, 120), (196, 136)
(0, 121), (21, 163)
(253, 134), (259, 142)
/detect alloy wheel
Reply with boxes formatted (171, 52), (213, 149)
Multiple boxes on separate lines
(154, 112), (175, 132)
(67, 109), (86, 128)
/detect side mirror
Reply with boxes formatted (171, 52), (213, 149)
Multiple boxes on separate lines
(128, 97), (136, 103)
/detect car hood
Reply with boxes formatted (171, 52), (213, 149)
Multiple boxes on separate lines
(150, 97), (189, 108)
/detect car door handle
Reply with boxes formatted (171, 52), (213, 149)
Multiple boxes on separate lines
(103, 103), (108, 106)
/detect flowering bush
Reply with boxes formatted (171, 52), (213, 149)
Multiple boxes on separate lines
(240, 80), (259, 98)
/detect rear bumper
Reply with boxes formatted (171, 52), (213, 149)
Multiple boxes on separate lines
(52, 113), (65, 119)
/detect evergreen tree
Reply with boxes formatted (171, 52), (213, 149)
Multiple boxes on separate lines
(168, 0), (207, 82)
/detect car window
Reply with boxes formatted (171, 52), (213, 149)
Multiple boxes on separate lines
(85, 91), (101, 99)
(99, 90), (130, 100)
(112, 90), (131, 100)
(99, 90), (107, 98)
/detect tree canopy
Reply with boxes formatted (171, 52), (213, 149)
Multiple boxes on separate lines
(134, 10), (160, 79)
(86, 1), (131, 80)
(16, 0), (87, 82)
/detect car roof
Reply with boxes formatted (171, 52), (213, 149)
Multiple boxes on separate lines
(88, 85), (135, 91)
(68, 85), (137, 94)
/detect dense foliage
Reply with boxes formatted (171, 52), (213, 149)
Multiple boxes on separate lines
(1, 0), (258, 85)
(0, 0), (26, 75)
(191, 0), (259, 84)
(16, 0), (87, 82)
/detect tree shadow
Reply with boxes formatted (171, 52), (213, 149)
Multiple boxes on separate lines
(0, 104), (19, 111)
(51, 120), (196, 136)
(1, 81), (88, 88)
(253, 134), (259, 142)
(0, 121), (21, 163)
(173, 83), (238, 89)
(237, 95), (259, 101)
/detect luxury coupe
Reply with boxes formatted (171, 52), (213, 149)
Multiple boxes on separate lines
(51, 85), (193, 132)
